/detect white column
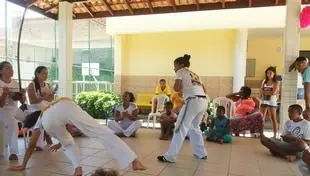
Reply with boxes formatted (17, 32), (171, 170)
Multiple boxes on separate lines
(279, 0), (301, 130)
(233, 29), (248, 92)
(113, 35), (126, 94)
(58, 1), (73, 98)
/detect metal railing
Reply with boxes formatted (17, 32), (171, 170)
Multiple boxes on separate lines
(19, 79), (114, 97)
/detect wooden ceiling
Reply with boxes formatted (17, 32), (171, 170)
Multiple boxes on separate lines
(7, 0), (310, 20)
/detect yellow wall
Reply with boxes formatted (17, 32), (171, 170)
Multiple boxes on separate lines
(247, 36), (310, 80)
(121, 30), (236, 76)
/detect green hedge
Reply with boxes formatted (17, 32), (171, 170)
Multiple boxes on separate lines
(75, 91), (121, 119)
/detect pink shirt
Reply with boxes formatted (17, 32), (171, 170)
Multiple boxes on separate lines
(235, 98), (256, 117)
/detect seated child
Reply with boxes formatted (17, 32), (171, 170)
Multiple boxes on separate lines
(91, 168), (119, 176)
(204, 106), (232, 144)
(159, 101), (177, 140)
(261, 104), (310, 162)
(294, 140), (310, 176)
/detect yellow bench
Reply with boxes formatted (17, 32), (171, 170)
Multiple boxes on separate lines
(136, 93), (153, 109)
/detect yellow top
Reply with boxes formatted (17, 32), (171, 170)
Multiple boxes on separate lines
(154, 85), (172, 96)
(40, 97), (73, 116)
(171, 92), (183, 112)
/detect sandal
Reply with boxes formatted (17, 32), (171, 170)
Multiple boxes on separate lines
(157, 156), (173, 163)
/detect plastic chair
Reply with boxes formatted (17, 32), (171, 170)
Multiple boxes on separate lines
(213, 97), (235, 118)
(147, 94), (169, 128)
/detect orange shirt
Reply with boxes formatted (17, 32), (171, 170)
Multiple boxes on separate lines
(235, 98), (256, 116)
(171, 92), (183, 113)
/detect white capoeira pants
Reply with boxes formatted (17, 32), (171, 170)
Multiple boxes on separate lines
(40, 101), (136, 169)
(164, 97), (207, 162)
(0, 111), (19, 155)
(107, 120), (141, 137)
(299, 161), (310, 176)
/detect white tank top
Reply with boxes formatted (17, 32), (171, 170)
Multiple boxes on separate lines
(29, 81), (52, 112)
(175, 68), (205, 100)
(0, 79), (19, 115)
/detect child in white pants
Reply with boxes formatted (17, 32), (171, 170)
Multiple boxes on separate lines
(0, 61), (25, 160)
(9, 98), (146, 176)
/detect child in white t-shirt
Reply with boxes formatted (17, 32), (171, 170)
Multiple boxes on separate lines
(261, 104), (310, 162)
(0, 61), (25, 160)
(108, 92), (141, 137)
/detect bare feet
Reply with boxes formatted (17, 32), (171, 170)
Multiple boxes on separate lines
(132, 159), (147, 171)
(35, 147), (43, 152)
(115, 132), (125, 137)
(286, 155), (296, 162)
(74, 166), (83, 176)
(160, 135), (169, 140)
(9, 154), (18, 161)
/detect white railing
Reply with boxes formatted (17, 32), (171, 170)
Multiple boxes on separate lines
(19, 79), (114, 97)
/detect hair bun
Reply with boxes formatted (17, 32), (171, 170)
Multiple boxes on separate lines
(183, 54), (191, 60)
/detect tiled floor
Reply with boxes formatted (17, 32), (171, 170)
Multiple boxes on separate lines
(0, 128), (303, 176)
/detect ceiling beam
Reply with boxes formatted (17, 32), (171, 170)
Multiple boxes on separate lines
(9, 0), (57, 19)
(275, 0), (279, 5)
(25, 0), (37, 7)
(194, 0), (199, 10)
(101, 0), (114, 16)
(82, 2), (94, 17)
(169, 0), (177, 12)
(124, 0), (134, 14)
(146, 0), (154, 13)
(45, 4), (58, 13)
(221, 0), (225, 8)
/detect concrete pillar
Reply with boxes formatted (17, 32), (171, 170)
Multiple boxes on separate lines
(279, 0), (301, 130)
(113, 35), (126, 94)
(58, 1), (73, 98)
(233, 29), (248, 92)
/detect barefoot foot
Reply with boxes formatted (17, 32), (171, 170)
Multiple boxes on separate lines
(132, 159), (147, 171)
(74, 166), (83, 176)
(9, 154), (18, 161)
(286, 155), (296, 162)
(35, 147), (43, 152)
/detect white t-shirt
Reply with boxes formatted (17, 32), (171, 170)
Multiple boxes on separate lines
(0, 79), (19, 113)
(282, 119), (310, 140)
(115, 102), (138, 129)
(29, 81), (53, 111)
(175, 67), (205, 100)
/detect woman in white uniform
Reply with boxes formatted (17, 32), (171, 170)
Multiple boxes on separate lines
(9, 97), (146, 176)
(0, 61), (25, 160)
(108, 91), (141, 137)
(27, 66), (54, 150)
(157, 54), (208, 163)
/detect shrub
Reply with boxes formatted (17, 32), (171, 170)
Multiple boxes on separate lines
(75, 91), (121, 119)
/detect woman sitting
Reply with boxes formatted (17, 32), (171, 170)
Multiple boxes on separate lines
(108, 91), (141, 137)
(27, 66), (55, 150)
(227, 86), (263, 137)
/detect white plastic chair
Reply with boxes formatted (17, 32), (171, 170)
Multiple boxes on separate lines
(147, 94), (169, 128)
(213, 97), (235, 118)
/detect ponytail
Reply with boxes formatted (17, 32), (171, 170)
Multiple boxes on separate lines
(33, 66), (47, 94)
